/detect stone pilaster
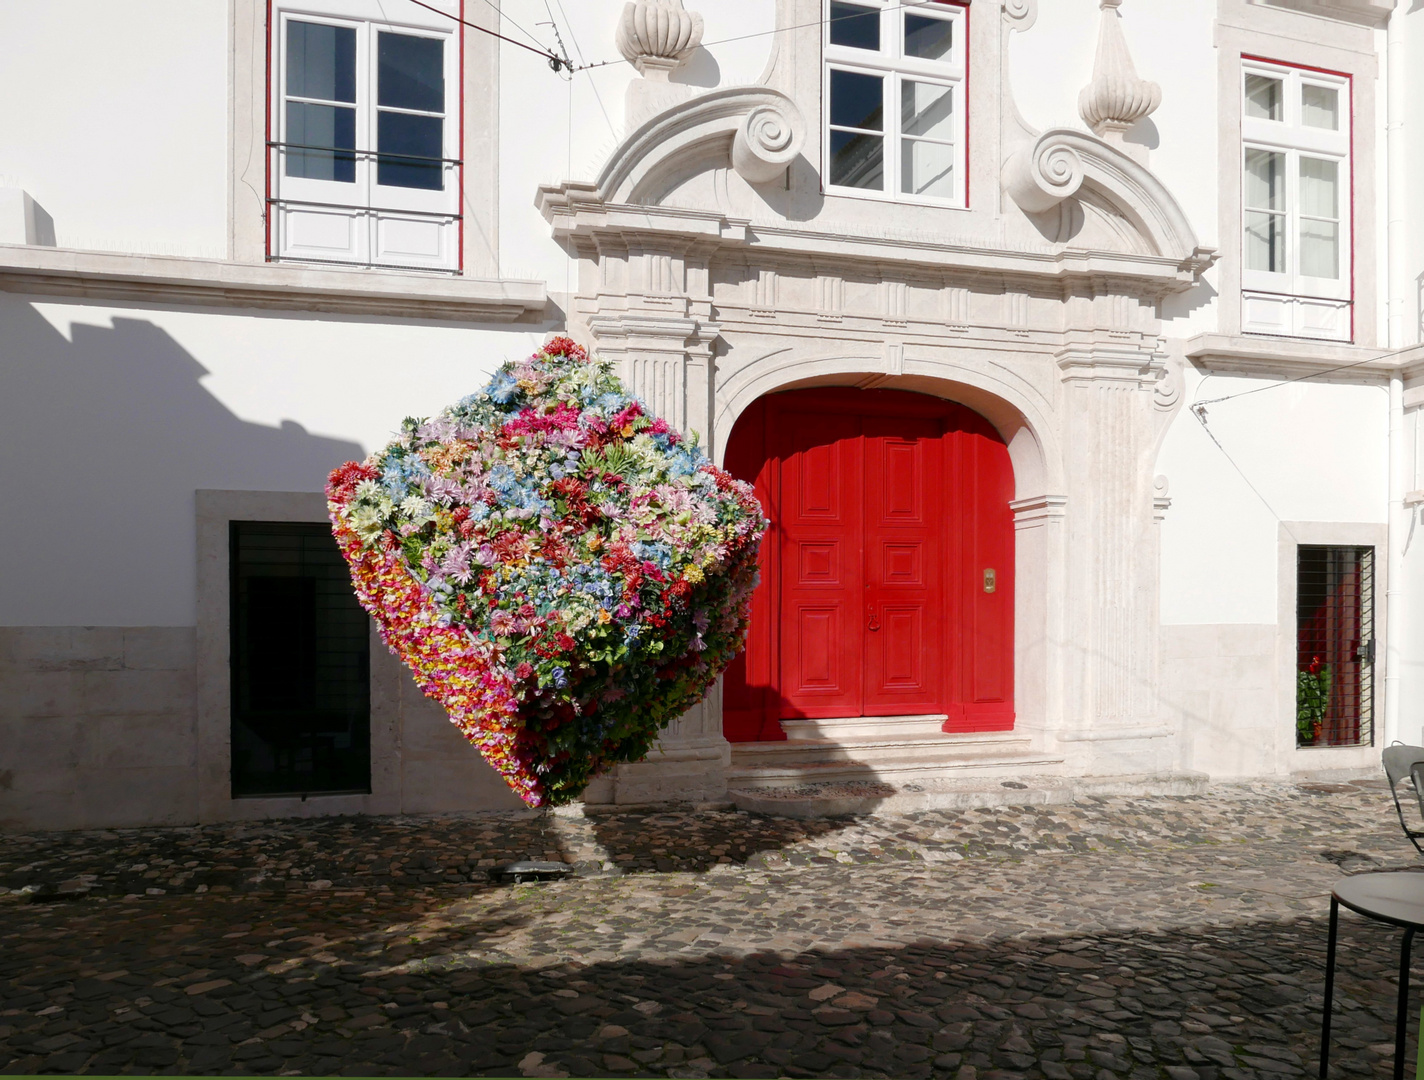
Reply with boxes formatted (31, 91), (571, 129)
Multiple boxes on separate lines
(580, 297), (729, 805)
(1052, 332), (1173, 775)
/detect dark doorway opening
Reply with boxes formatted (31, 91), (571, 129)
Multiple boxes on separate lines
(230, 521), (371, 796)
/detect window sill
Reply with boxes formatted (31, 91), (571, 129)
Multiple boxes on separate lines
(1184, 332), (1392, 379)
(0, 244), (547, 322)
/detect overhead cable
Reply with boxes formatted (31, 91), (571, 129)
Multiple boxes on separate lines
(404, 0), (569, 70)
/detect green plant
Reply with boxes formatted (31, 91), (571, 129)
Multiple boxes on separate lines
(1297, 656), (1331, 744)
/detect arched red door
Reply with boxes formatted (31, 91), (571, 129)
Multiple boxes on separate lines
(723, 388), (1015, 742)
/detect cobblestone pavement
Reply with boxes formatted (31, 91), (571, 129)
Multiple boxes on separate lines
(2, 780), (1422, 1078)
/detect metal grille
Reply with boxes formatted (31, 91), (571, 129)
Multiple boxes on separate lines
(230, 522), (372, 797)
(1296, 544), (1374, 748)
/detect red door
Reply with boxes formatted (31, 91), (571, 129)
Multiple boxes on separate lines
(862, 415), (945, 715)
(723, 388), (1015, 741)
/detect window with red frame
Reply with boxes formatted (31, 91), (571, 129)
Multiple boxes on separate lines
(1241, 58), (1352, 341)
(824, 0), (968, 208)
(268, 0), (462, 273)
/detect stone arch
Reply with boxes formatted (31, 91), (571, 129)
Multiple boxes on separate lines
(712, 353), (1063, 745)
(712, 349), (1063, 507)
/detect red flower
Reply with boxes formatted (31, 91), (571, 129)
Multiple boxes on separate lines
(542, 336), (587, 361)
(514, 662), (535, 680)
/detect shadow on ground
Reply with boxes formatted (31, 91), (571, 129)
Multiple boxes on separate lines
(0, 886), (1418, 1079)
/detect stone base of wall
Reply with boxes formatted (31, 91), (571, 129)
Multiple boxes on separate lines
(0, 626), (528, 832)
(0, 627), (198, 830)
(1161, 623), (1381, 779)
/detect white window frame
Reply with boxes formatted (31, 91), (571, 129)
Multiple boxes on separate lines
(1240, 57), (1352, 342)
(268, 0), (462, 273)
(822, 0), (969, 210)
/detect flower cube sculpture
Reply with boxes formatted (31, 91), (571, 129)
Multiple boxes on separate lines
(327, 338), (767, 807)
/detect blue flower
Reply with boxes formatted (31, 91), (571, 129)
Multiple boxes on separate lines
(486, 369), (520, 405)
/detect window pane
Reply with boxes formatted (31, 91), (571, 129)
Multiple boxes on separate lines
(1300, 218), (1340, 279)
(902, 80), (953, 140)
(904, 12), (953, 61)
(1244, 148), (1285, 210)
(378, 32), (444, 113)
(830, 69), (884, 131)
(902, 138), (953, 197)
(829, 2), (880, 50)
(1244, 74), (1282, 121)
(285, 102), (356, 182)
(1245, 211), (1286, 273)
(287, 21), (355, 103)
(1302, 84), (1340, 130)
(378, 111), (444, 189)
(830, 129), (884, 189)
(1300, 157), (1339, 218)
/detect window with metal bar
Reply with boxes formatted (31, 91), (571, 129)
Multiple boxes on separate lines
(269, 1), (462, 272)
(230, 521), (371, 797)
(1296, 544), (1374, 748)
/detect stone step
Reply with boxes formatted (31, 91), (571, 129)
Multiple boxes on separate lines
(730, 733), (1036, 767)
(727, 772), (1212, 819)
(725, 752), (1064, 789)
(780, 715), (952, 740)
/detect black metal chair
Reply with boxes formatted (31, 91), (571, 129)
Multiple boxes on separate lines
(1383, 743), (1424, 855)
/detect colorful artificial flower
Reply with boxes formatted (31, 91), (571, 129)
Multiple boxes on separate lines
(327, 337), (767, 807)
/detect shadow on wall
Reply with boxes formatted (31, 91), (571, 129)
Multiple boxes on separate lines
(0, 297), (366, 624)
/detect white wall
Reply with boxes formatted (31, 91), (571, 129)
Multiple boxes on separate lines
(0, 295), (544, 627)
(496, 0), (775, 289)
(1157, 366), (1389, 626)
(0, 0), (229, 257)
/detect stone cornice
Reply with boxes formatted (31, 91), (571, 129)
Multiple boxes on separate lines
(1260, 0), (1394, 25)
(1184, 333), (1397, 380)
(539, 194), (1210, 295)
(0, 244), (548, 322)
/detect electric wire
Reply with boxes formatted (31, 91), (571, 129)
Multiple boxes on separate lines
(407, 0), (952, 74)
(552, 0), (619, 140)
(1190, 346), (1399, 413)
(468, 0), (549, 52)
(404, 0), (568, 69)
(1188, 406), (1299, 541)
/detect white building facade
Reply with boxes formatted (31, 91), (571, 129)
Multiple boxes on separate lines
(1, 0), (1422, 829)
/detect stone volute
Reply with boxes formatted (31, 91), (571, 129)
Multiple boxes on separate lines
(617, 0), (706, 130)
(1078, 0), (1160, 153)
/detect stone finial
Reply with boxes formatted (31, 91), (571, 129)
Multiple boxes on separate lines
(615, 0), (704, 80)
(1077, 0), (1160, 145)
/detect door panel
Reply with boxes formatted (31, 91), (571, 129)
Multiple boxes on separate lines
(777, 410), (862, 717)
(863, 415), (944, 714)
(951, 418), (1016, 729)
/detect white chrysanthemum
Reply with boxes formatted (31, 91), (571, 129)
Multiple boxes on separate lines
(350, 505), (384, 540)
(354, 479), (382, 503)
(400, 494), (431, 518)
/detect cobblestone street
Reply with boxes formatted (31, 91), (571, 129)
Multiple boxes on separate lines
(1, 781), (1421, 1078)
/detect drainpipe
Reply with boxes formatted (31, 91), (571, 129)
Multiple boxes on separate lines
(1384, 4), (1407, 749)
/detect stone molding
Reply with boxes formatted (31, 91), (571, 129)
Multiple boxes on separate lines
(1184, 333), (1397, 380)
(578, 85), (808, 201)
(0, 244), (548, 322)
(1001, 130), (1213, 273)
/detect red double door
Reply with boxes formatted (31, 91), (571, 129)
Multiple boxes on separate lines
(724, 388), (1015, 742)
